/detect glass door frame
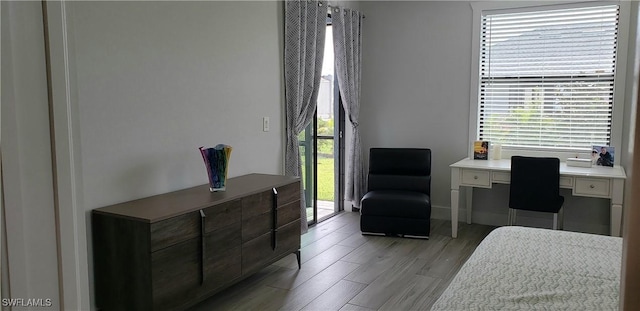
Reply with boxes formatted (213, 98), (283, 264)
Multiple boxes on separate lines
(302, 83), (344, 226)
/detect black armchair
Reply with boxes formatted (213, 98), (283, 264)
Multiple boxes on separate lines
(360, 148), (432, 238)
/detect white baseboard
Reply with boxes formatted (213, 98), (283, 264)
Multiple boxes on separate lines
(346, 205), (608, 235)
(432, 205), (609, 235)
(431, 205), (466, 221)
(344, 200), (354, 212)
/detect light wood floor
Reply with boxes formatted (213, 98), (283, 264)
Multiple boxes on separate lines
(189, 212), (495, 311)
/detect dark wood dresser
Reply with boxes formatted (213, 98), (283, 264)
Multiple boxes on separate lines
(92, 173), (301, 311)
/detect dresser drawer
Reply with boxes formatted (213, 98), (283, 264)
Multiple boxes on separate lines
(241, 183), (300, 221)
(574, 178), (610, 198)
(241, 220), (300, 276)
(150, 200), (242, 252)
(150, 235), (242, 311)
(202, 199), (241, 233)
(278, 200), (301, 225)
(150, 212), (200, 252)
(242, 213), (271, 242)
(241, 183), (300, 242)
(461, 169), (491, 188)
(242, 190), (272, 220)
(202, 227), (242, 288)
(276, 182), (300, 207)
(151, 237), (201, 310)
(242, 199), (300, 242)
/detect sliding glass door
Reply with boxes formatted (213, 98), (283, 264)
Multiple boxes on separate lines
(299, 23), (344, 226)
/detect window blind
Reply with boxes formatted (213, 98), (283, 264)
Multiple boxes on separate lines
(478, 5), (619, 150)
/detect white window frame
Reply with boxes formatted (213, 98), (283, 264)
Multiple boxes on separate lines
(468, 1), (631, 164)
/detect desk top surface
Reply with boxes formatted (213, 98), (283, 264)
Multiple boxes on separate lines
(451, 158), (626, 179)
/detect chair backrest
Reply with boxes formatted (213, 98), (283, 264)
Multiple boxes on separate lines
(367, 148), (431, 194)
(509, 156), (561, 212)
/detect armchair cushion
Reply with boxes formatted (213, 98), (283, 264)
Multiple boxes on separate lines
(360, 190), (431, 219)
(368, 175), (430, 194)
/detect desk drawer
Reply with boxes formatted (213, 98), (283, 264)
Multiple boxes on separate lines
(574, 178), (610, 198)
(461, 169), (491, 188)
(489, 172), (572, 188)
(559, 176), (573, 188)
(492, 172), (510, 184)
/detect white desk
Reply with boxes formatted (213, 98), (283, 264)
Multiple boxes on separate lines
(450, 158), (626, 238)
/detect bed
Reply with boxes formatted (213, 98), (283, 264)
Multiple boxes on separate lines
(431, 226), (623, 310)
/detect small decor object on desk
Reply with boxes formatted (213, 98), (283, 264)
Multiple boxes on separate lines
(492, 143), (502, 160)
(592, 145), (614, 167)
(199, 144), (232, 191)
(473, 141), (489, 160)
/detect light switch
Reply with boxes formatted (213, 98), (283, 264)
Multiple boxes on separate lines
(263, 117), (270, 132)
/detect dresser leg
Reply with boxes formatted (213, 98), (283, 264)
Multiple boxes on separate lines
(295, 250), (301, 269)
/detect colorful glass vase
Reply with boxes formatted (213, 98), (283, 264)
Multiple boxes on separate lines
(199, 144), (232, 192)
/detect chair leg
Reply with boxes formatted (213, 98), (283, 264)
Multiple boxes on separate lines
(507, 209), (511, 226)
(558, 206), (564, 230)
(552, 207), (564, 230)
(510, 209), (517, 226)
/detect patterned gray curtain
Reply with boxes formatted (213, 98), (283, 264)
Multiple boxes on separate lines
(284, 0), (326, 233)
(332, 7), (365, 208)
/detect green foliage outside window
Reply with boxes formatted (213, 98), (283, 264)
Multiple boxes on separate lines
(298, 118), (336, 202)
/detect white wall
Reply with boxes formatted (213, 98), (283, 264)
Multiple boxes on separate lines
(67, 1), (285, 308)
(360, 0), (473, 213)
(71, 1), (285, 210)
(359, 1), (637, 234)
(1, 1), (61, 308)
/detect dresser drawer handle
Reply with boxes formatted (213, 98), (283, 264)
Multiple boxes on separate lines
(272, 188), (278, 250)
(199, 209), (206, 285)
(474, 176), (478, 180)
(590, 184), (595, 189)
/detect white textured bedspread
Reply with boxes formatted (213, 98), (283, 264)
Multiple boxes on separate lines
(431, 226), (622, 310)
